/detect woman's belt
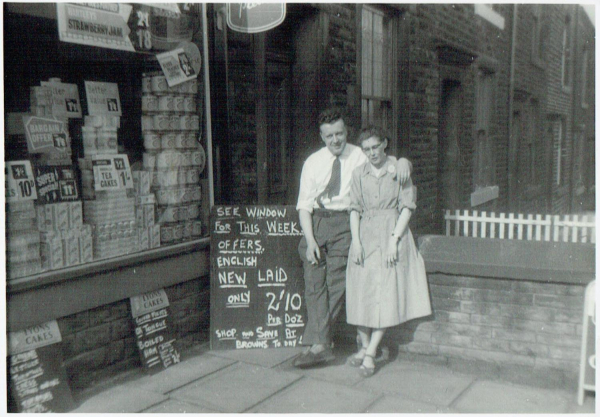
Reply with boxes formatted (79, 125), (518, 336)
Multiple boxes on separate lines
(313, 209), (349, 218)
(361, 208), (398, 218)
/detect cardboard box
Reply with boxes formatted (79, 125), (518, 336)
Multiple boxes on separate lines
(133, 171), (151, 196)
(69, 201), (83, 228)
(64, 236), (80, 266)
(41, 238), (64, 270)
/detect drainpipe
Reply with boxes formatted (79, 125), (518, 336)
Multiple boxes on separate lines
(507, 4), (518, 211)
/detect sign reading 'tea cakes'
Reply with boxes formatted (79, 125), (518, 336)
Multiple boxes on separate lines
(7, 321), (75, 413)
(91, 154), (133, 191)
(130, 289), (181, 373)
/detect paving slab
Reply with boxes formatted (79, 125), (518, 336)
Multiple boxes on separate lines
(355, 360), (475, 407)
(248, 377), (379, 413)
(127, 354), (236, 394)
(277, 354), (367, 386)
(171, 362), (301, 412)
(70, 386), (167, 413)
(142, 399), (217, 413)
(365, 394), (441, 413)
(208, 346), (304, 368)
(452, 380), (572, 413)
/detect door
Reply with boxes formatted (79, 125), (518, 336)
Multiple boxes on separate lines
(438, 78), (462, 225)
(265, 63), (291, 203)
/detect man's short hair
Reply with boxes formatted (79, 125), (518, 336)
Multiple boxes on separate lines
(357, 126), (388, 145)
(318, 108), (345, 127)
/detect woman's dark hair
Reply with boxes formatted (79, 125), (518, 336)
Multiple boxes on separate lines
(357, 126), (389, 145)
(318, 108), (345, 127)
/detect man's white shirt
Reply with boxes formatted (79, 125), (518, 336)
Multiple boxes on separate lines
(296, 143), (368, 213)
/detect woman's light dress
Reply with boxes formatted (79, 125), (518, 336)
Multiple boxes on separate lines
(346, 156), (432, 328)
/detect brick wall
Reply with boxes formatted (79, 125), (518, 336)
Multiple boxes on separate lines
(58, 276), (210, 391)
(390, 273), (585, 386)
(406, 4), (512, 233)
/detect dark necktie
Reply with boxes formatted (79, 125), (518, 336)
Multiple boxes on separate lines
(317, 156), (341, 208)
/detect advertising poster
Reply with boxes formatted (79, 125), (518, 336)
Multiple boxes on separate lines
(5, 161), (38, 202)
(33, 165), (79, 204)
(7, 321), (75, 413)
(40, 80), (82, 118)
(156, 43), (200, 87)
(22, 116), (69, 155)
(91, 154), (133, 191)
(130, 289), (181, 373)
(85, 81), (122, 116)
(210, 205), (307, 350)
(57, 3), (135, 52)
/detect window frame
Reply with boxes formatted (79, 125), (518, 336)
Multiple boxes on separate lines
(561, 15), (573, 89)
(357, 4), (399, 155)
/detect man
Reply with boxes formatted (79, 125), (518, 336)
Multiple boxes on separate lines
(294, 108), (412, 368)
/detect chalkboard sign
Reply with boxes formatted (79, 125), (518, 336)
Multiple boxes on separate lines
(210, 205), (307, 350)
(7, 321), (75, 413)
(131, 289), (181, 373)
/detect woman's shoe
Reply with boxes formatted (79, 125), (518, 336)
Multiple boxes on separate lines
(359, 354), (376, 377)
(347, 347), (367, 367)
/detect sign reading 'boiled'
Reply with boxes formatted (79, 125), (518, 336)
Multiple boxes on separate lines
(131, 289), (181, 373)
(227, 3), (286, 34)
(210, 205), (307, 350)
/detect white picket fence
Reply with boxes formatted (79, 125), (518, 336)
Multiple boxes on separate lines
(444, 210), (596, 243)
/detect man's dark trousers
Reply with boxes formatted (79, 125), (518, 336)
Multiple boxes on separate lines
(298, 210), (351, 346)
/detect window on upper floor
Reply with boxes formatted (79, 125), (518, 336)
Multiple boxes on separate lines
(360, 5), (397, 149)
(531, 5), (543, 64)
(581, 49), (590, 108)
(561, 15), (573, 88)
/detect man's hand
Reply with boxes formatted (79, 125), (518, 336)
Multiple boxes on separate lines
(305, 239), (321, 265)
(350, 241), (364, 265)
(397, 158), (412, 185)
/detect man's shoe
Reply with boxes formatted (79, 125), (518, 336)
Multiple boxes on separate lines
(293, 347), (335, 368)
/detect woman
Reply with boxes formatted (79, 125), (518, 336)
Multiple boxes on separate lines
(346, 127), (432, 377)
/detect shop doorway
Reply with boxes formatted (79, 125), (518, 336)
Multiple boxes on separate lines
(438, 78), (463, 226)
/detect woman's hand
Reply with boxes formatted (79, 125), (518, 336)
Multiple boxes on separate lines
(350, 241), (364, 265)
(396, 158), (412, 185)
(386, 236), (399, 268)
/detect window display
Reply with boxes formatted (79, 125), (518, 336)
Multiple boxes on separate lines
(5, 54), (208, 281)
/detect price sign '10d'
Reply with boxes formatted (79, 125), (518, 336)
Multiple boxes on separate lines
(210, 205), (307, 350)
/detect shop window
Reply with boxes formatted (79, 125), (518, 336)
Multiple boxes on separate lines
(4, 5), (211, 282)
(360, 5), (396, 138)
(473, 68), (496, 189)
(561, 15), (573, 88)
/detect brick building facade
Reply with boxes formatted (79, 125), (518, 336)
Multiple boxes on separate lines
(5, 3), (594, 398)
(213, 3), (595, 231)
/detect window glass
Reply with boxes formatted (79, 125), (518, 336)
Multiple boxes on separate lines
(361, 6), (395, 132)
(4, 6), (210, 281)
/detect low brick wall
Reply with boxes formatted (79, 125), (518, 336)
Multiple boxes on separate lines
(382, 235), (594, 387)
(392, 275), (584, 377)
(57, 276), (210, 391)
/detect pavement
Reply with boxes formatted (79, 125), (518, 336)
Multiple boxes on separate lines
(71, 341), (596, 413)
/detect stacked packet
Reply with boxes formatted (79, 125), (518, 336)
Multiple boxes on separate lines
(6, 201), (42, 279)
(140, 72), (205, 244)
